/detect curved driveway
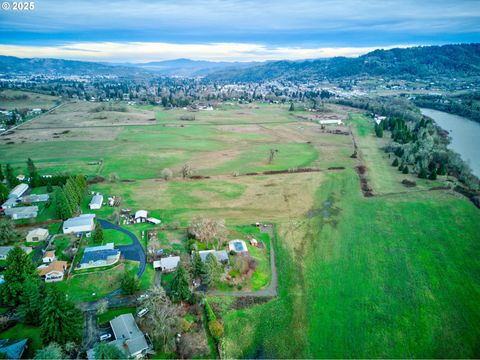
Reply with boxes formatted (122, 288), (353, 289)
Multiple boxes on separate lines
(98, 219), (146, 278)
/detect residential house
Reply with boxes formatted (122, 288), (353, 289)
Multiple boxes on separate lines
(79, 243), (120, 269)
(4, 206), (38, 220)
(198, 250), (229, 264)
(109, 314), (151, 358)
(42, 250), (56, 263)
(153, 256), (180, 273)
(37, 261), (68, 282)
(63, 214), (96, 234)
(0, 246), (33, 260)
(0, 338), (28, 359)
(89, 194), (103, 210)
(8, 183), (29, 199)
(26, 228), (49, 242)
(21, 194), (49, 204)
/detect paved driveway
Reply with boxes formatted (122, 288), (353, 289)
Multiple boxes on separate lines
(98, 219), (146, 278)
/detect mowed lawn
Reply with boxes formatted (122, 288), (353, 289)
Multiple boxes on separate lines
(221, 170), (480, 358)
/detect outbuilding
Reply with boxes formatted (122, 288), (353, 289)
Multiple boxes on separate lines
(8, 183), (29, 199)
(63, 214), (96, 234)
(42, 250), (56, 263)
(135, 210), (148, 223)
(89, 194), (103, 210)
(4, 206), (38, 220)
(26, 228), (49, 242)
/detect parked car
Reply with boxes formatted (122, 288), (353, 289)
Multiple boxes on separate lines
(137, 308), (149, 318)
(136, 294), (149, 302)
(99, 333), (112, 341)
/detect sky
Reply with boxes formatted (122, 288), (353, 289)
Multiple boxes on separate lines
(0, 0), (479, 62)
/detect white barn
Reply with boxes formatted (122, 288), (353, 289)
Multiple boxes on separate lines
(63, 214), (96, 234)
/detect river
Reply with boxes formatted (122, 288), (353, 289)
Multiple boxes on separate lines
(420, 108), (480, 178)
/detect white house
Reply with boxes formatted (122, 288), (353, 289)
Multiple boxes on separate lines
(0, 246), (32, 260)
(37, 261), (68, 282)
(26, 228), (49, 242)
(63, 214), (96, 234)
(42, 250), (56, 263)
(153, 256), (180, 273)
(4, 206), (38, 220)
(135, 210), (148, 223)
(89, 194), (103, 210)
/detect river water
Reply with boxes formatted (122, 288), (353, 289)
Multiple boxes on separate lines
(420, 108), (480, 178)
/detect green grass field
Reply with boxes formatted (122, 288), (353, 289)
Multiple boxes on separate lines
(0, 89), (60, 110)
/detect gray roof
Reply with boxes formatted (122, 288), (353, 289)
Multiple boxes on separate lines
(4, 206), (38, 216)
(8, 183), (29, 199)
(153, 256), (180, 271)
(21, 194), (49, 203)
(63, 214), (95, 229)
(89, 194), (103, 207)
(110, 314), (149, 356)
(198, 250), (229, 263)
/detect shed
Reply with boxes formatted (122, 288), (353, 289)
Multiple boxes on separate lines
(135, 210), (148, 223)
(147, 217), (161, 225)
(26, 228), (49, 242)
(89, 194), (103, 210)
(42, 250), (56, 263)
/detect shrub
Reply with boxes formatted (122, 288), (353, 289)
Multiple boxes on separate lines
(402, 166), (409, 174)
(204, 300), (216, 322)
(161, 168), (173, 181)
(208, 320), (224, 341)
(391, 158), (399, 167)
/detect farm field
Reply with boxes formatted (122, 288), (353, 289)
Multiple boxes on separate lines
(1, 102), (479, 357)
(0, 89), (60, 110)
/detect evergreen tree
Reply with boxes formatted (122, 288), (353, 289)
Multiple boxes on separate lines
(0, 183), (9, 204)
(398, 163), (404, 172)
(64, 179), (80, 210)
(428, 169), (438, 180)
(418, 167), (428, 179)
(27, 158), (37, 178)
(438, 163), (447, 176)
(0, 165), (4, 182)
(18, 277), (44, 326)
(289, 102), (294, 111)
(46, 181), (53, 193)
(402, 166), (409, 174)
(170, 262), (191, 302)
(54, 188), (72, 220)
(191, 251), (205, 279)
(0, 218), (18, 245)
(5, 164), (19, 187)
(34, 343), (64, 360)
(1, 246), (36, 306)
(75, 175), (87, 196)
(391, 158), (399, 167)
(92, 221), (104, 243)
(93, 342), (127, 360)
(375, 123), (384, 138)
(120, 270), (140, 295)
(204, 253), (221, 288)
(41, 285), (83, 345)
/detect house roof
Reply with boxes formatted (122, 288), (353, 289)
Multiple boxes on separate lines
(63, 214), (95, 229)
(84, 243), (114, 252)
(0, 246), (33, 257)
(38, 261), (68, 276)
(153, 256), (180, 270)
(0, 338), (28, 359)
(110, 314), (149, 356)
(135, 210), (148, 219)
(4, 206), (38, 216)
(89, 194), (103, 207)
(27, 228), (49, 238)
(43, 250), (56, 259)
(21, 194), (49, 203)
(80, 249), (119, 264)
(199, 250), (229, 263)
(8, 183), (29, 198)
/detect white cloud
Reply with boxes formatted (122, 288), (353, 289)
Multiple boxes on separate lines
(0, 42), (414, 62)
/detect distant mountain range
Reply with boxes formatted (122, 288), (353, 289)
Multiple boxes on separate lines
(206, 43), (480, 82)
(0, 43), (479, 81)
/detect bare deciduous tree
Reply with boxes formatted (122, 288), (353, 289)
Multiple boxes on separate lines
(268, 149), (278, 164)
(188, 217), (228, 249)
(181, 164), (193, 179)
(139, 286), (180, 353)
